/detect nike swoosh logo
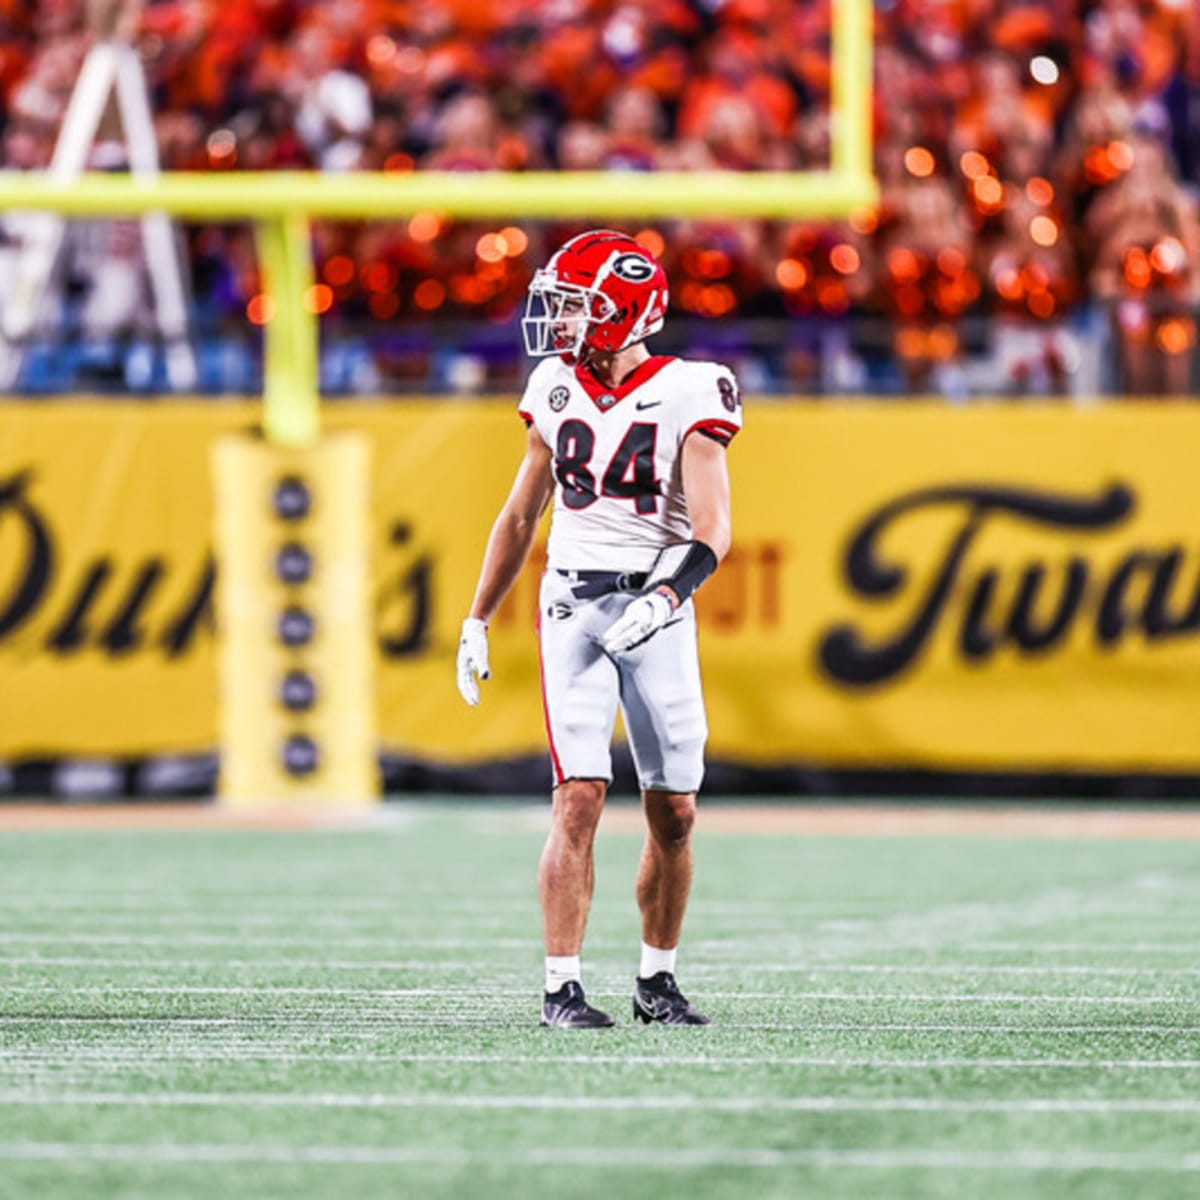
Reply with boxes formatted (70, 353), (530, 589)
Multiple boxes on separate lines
(635, 992), (677, 1021)
(635, 398), (662, 410)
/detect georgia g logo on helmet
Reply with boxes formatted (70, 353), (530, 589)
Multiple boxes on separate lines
(610, 253), (655, 283)
(521, 229), (669, 359)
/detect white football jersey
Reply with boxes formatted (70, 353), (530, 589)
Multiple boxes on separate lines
(518, 354), (742, 572)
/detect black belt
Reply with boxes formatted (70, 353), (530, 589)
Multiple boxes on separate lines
(557, 569), (648, 599)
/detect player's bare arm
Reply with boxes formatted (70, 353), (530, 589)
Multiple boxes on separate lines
(601, 433), (732, 656)
(457, 426), (553, 707)
(680, 430), (732, 567)
(468, 424), (554, 622)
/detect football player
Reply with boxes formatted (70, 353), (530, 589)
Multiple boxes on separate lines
(457, 230), (742, 1027)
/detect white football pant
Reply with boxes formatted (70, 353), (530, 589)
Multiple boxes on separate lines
(537, 570), (708, 793)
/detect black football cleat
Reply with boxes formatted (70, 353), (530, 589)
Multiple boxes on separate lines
(633, 971), (710, 1025)
(540, 981), (615, 1029)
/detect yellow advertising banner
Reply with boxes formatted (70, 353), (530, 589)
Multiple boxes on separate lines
(3, 400), (1200, 772)
(0, 405), (235, 756)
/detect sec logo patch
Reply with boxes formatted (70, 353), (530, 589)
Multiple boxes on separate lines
(549, 386), (569, 412)
(547, 602), (575, 621)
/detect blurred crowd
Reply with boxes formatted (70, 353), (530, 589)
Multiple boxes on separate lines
(2, 0), (1200, 396)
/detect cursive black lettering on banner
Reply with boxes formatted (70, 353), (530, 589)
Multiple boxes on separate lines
(960, 567), (1001, 661)
(101, 562), (167, 656)
(819, 482), (1135, 688)
(0, 471), (54, 639)
(378, 522), (433, 658)
(0, 469), (219, 659)
(46, 562), (113, 653)
(1005, 558), (1090, 653)
(1141, 548), (1200, 640)
(160, 558), (216, 657)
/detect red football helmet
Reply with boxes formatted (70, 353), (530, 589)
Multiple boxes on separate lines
(522, 229), (669, 359)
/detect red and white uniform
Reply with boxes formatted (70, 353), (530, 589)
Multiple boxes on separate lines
(519, 355), (741, 571)
(520, 353), (742, 792)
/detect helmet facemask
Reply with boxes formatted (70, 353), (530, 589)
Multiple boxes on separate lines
(522, 269), (617, 359)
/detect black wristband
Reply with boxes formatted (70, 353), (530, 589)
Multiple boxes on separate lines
(644, 540), (719, 606)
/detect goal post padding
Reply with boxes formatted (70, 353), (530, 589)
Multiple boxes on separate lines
(213, 433), (375, 805)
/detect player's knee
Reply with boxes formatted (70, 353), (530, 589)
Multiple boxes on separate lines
(643, 729), (706, 802)
(645, 790), (696, 847)
(553, 778), (606, 845)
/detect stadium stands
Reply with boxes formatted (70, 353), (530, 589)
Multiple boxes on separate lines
(1, 0), (1198, 396)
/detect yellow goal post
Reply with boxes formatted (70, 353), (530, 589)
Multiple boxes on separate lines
(0, 0), (874, 447)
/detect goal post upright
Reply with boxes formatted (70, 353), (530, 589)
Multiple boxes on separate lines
(0, 0), (874, 805)
(257, 210), (320, 448)
(832, 0), (874, 180)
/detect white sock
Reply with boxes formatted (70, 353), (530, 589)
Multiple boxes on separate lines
(639, 941), (677, 979)
(545, 955), (581, 994)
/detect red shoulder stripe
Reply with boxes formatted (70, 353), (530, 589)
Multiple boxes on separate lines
(684, 418), (740, 445)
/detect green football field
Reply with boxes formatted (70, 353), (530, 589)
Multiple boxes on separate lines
(1, 801), (1199, 1200)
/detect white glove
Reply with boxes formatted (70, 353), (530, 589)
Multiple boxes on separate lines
(456, 617), (490, 706)
(602, 590), (675, 654)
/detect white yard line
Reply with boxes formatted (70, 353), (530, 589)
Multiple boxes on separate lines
(0, 956), (522, 971)
(973, 941), (1200, 954)
(0, 902), (1180, 921)
(0, 1141), (1198, 1171)
(0, 932), (540, 949)
(4, 930), (1200, 956)
(3, 1051), (1200, 1071)
(0, 984), (1190, 1004)
(0, 898), (545, 914)
(5, 955), (1200, 977)
(0, 913), (537, 928)
(1, 1090), (1200, 1114)
(691, 963), (1200, 977)
(0, 895), (905, 912)
(0, 897), (963, 915)
(794, 873), (1200, 959)
(1, 1015), (1195, 1033)
(0, 899), (1186, 920)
